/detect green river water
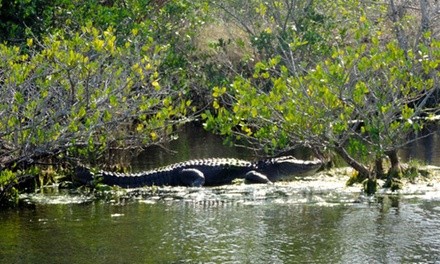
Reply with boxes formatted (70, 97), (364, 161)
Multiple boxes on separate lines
(1, 125), (440, 263)
(1, 188), (440, 263)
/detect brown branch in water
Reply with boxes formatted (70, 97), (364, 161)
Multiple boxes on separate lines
(334, 145), (371, 179)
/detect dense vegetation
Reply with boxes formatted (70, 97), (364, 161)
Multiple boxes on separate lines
(1, 0), (439, 205)
(204, 0), (440, 192)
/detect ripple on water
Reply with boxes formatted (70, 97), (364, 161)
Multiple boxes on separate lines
(20, 192), (94, 205)
(6, 180), (440, 264)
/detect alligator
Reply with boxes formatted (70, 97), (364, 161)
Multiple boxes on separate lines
(75, 156), (323, 188)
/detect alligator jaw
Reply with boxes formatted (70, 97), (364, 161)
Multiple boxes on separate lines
(257, 156), (323, 181)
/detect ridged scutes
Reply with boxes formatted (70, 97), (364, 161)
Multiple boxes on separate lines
(101, 158), (253, 179)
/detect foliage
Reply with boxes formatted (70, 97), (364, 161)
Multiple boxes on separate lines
(0, 23), (195, 166)
(203, 0), (440, 183)
(0, 0), (211, 110)
(0, 169), (19, 206)
(2, 0), (440, 204)
(0, 0), (55, 44)
(0, 0), (211, 205)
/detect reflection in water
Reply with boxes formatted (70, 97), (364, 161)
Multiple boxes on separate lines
(339, 200), (440, 263)
(1, 196), (440, 263)
(2, 125), (440, 263)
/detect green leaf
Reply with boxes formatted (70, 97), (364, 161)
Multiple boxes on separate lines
(109, 95), (118, 107)
(14, 92), (24, 104)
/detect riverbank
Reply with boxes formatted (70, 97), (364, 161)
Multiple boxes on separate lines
(17, 166), (440, 206)
(296, 166), (440, 200)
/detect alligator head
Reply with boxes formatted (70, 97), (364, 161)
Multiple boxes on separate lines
(256, 156), (323, 181)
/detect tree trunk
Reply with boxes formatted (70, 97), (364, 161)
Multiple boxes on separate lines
(419, 0), (430, 39)
(386, 149), (401, 172)
(334, 145), (378, 194)
(334, 145), (370, 179)
(385, 149), (403, 190)
(389, 0), (409, 55)
(375, 156), (385, 179)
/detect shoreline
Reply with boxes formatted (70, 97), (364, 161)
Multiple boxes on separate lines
(18, 166), (440, 206)
(296, 166), (440, 199)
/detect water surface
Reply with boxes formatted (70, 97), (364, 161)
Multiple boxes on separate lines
(2, 124), (440, 263)
(2, 187), (440, 264)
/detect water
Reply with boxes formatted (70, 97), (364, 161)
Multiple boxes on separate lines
(2, 124), (440, 263)
(120, 124), (316, 171)
(1, 191), (440, 263)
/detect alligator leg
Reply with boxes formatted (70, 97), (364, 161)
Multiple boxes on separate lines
(245, 171), (273, 184)
(75, 166), (94, 185)
(179, 168), (206, 187)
